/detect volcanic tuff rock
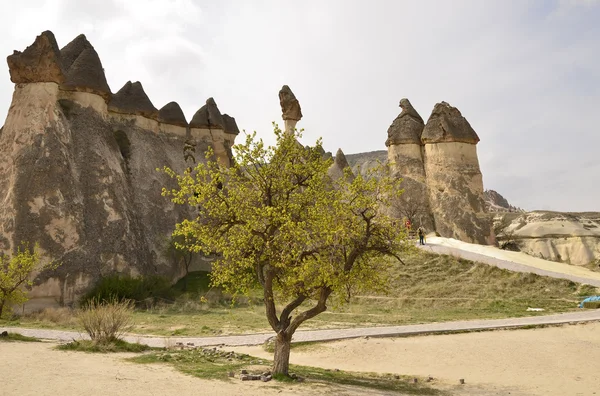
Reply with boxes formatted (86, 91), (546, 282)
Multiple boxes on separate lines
(484, 190), (523, 213)
(108, 81), (159, 119)
(421, 102), (479, 144)
(328, 148), (354, 182)
(279, 85), (302, 133)
(385, 98), (424, 146)
(0, 32), (239, 307)
(495, 211), (600, 265)
(421, 101), (492, 244)
(158, 102), (188, 127)
(59, 34), (111, 99)
(7, 31), (65, 84)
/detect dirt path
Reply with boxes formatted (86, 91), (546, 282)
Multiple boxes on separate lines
(234, 322), (600, 396)
(419, 237), (600, 287)
(4, 310), (600, 348)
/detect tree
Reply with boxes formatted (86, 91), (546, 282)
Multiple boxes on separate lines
(162, 126), (408, 375)
(164, 234), (195, 291)
(392, 186), (426, 226)
(0, 242), (59, 317)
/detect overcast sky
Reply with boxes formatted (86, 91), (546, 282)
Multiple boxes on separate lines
(0, 0), (598, 212)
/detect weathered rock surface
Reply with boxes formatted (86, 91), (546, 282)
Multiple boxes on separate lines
(190, 97), (225, 129)
(421, 102), (479, 144)
(0, 32), (239, 306)
(385, 99), (434, 230)
(422, 102), (492, 244)
(496, 211), (600, 265)
(7, 31), (65, 84)
(279, 85), (302, 121)
(385, 98), (424, 146)
(158, 102), (188, 127)
(59, 35), (111, 99)
(222, 114), (240, 135)
(328, 148), (354, 182)
(279, 85), (302, 132)
(109, 81), (159, 119)
(484, 189), (523, 213)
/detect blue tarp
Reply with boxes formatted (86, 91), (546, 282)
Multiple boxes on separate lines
(579, 295), (600, 308)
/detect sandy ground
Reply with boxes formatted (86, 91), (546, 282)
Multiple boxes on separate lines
(233, 322), (600, 396)
(427, 236), (600, 282)
(3, 324), (600, 395)
(0, 342), (399, 396)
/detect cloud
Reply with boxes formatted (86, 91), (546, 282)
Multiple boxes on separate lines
(0, 0), (598, 212)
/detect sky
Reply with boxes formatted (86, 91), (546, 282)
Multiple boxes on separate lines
(0, 0), (598, 212)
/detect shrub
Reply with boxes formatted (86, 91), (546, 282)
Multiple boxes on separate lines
(78, 297), (134, 344)
(81, 275), (174, 306)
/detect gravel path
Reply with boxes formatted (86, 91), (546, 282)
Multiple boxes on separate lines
(418, 243), (600, 287)
(4, 310), (600, 348)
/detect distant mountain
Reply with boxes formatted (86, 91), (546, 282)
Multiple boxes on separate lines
(484, 190), (524, 213)
(344, 150), (387, 177)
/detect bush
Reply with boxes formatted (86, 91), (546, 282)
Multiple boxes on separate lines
(78, 297), (134, 344)
(81, 275), (174, 306)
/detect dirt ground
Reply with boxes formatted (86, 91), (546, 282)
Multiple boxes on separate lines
(235, 322), (600, 396)
(3, 323), (600, 396)
(0, 342), (398, 396)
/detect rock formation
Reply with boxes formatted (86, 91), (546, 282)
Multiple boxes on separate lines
(421, 101), (493, 244)
(189, 97), (238, 167)
(484, 190), (523, 213)
(385, 99), (435, 231)
(0, 31), (240, 307)
(382, 99), (492, 244)
(279, 85), (302, 132)
(328, 148), (354, 182)
(495, 211), (600, 266)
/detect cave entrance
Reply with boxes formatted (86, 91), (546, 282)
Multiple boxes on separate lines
(113, 130), (131, 162)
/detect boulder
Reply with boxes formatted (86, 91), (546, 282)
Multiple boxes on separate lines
(7, 31), (65, 84)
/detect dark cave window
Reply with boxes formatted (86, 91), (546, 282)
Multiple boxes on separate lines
(113, 130), (131, 161)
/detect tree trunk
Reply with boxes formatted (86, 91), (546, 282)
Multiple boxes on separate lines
(272, 332), (292, 376)
(0, 300), (4, 318)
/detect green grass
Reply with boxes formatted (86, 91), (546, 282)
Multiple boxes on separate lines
(2, 249), (595, 336)
(129, 347), (444, 395)
(0, 332), (41, 342)
(57, 339), (152, 353)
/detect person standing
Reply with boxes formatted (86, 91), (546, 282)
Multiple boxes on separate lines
(417, 226), (425, 245)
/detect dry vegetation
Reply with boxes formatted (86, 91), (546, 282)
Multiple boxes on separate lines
(2, 249), (593, 337)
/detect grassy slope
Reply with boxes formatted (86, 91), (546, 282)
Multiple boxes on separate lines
(2, 249), (594, 336)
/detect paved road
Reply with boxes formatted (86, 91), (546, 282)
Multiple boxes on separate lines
(4, 310), (600, 348)
(418, 243), (600, 287)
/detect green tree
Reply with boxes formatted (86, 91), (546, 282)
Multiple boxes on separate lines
(162, 126), (408, 375)
(0, 242), (58, 317)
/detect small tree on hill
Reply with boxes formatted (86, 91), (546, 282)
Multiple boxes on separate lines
(162, 126), (408, 375)
(0, 242), (59, 317)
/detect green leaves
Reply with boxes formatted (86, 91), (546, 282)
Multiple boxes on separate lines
(162, 124), (408, 333)
(0, 242), (59, 316)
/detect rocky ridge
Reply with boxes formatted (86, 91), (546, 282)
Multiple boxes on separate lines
(0, 31), (239, 306)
